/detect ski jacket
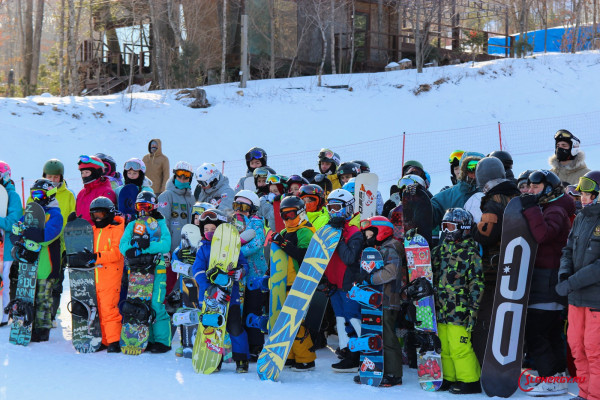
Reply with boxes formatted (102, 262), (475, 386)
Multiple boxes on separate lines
(158, 178), (195, 253)
(549, 151), (590, 185)
(280, 222), (315, 283)
(560, 202), (600, 308)
(240, 215), (268, 281)
(107, 174), (124, 191)
(119, 215), (171, 258)
(371, 237), (405, 310)
(93, 215), (125, 293)
(431, 181), (479, 228)
(195, 174), (235, 213)
(472, 180), (520, 283)
(432, 238), (484, 327)
(258, 196), (276, 232)
(0, 180), (23, 262)
(192, 238), (248, 306)
(307, 208), (330, 230)
(234, 171), (254, 194)
(76, 177), (117, 224)
(325, 222), (363, 291)
(523, 194), (575, 306)
(142, 138), (170, 194)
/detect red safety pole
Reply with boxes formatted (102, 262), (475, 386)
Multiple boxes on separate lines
(401, 132), (406, 167)
(21, 177), (25, 208)
(498, 121), (503, 150)
(221, 161), (225, 174)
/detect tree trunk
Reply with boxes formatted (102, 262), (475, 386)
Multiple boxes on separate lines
(269, 0), (275, 79)
(221, 0), (228, 83)
(573, 0), (583, 53)
(318, 26), (327, 86)
(329, 0), (336, 74)
(59, 0), (65, 95)
(415, 4), (423, 73)
(22, 0), (34, 96)
(349, 0), (355, 73)
(30, 0), (45, 90)
(67, 0), (79, 94)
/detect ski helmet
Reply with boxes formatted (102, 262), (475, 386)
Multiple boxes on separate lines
(89, 196), (116, 228)
(449, 150), (465, 185)
(441, 208), (474, 242)
(43, 159), (64, 180)
(459, 152), (485, 184)
(360, 216), (394, 246)
(318, 148), (340, 174)
(327, 189), (355, 221)
(245, 147), (267, 171)
(124, 158), (146, 173)
(528, 170), (563, 204)
(576, 171), (600, 206)
(198, 208), (229, 238)
(337, 162), (360, 179)
(488, 150), (513, 170)
(191, 202), (213, 225)
(279, 196), (306, 227)
(196, 163), (220, 188)
(402, 160), (425, 177)
(78, 155), (105, 184)
(554, 129), (581, 157)
(342, 178), (356, 196)
(286, 175), (309, 189)
(173, 161), (194, 179)
(95, 153), (117, 177)
(298, 184), (325, 212)
(0, 161), (11, 185)
(475, 156), (506, 191)
(135, 191), (158, 215)
(351, 160), (370, 173)
(234, 190), (260, 214)
(517, 170), (534, 191)
(30, 178), (58, 206)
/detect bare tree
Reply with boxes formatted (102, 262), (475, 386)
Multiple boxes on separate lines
(67, 0), (78, 94)
(148, 0), (178, 89)
(221, 0), (227, 82)
(404, 0), (445, 73)
(304, 0), (334, 86)
(59, 0), (65, 95)
(329, 0), (336, 74)
(30, 0), (44, 90)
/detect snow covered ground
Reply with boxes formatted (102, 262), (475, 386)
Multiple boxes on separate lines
(1, 51), (598, 399)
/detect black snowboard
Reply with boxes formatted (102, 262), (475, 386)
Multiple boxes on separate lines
(480, 197), (538, 398)
(65, 218), (102, 353)
(402, 187), (432, 247)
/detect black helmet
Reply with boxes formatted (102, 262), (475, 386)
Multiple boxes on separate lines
(351, 160), (370, 173)
(441, 208), (474, 242)
(280, 195), (305, 212)
(95, 153), (117, 177)
(286, 175), (309, 187)
(198, 208), (229, 237)
(337, 162), (361, 179)
(488, 150), (513, 170)
(90, 196), (116, 228)
(517, 170), (534, 188)
(30, 178), (57, 206)
(528, 170), (563, 203)
(136, 191), (158, 205)
(475, 157), (505, 190)
(245, 147), (267, 171)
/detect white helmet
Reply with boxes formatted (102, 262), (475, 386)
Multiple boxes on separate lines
(196, 163), (220, 187)
(235, 190), (260, 208)
(327, 188), (355, 219)
(174, 161), (194, 174)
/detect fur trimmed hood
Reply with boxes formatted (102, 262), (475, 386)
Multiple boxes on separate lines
(549, 151), (590, 185)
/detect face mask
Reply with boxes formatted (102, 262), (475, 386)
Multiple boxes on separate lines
(284, 216), (301, 229)
(204, 231), (215, 241)
(174, 179), (191, 190)
(364, 234), (377, 248)
(555, 147), (572, 162)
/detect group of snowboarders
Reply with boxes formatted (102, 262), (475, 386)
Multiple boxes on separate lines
(0, 128), (598, 399)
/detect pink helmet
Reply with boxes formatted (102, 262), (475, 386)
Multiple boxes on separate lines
(0, 161), (11, 184)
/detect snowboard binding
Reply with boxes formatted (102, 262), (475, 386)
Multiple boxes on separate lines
(127, 254), (160, 271)
(171, 260), (192, 276)
(4, 299), (35, 326)
(407, 331), (442, 354)
(400, 277), (435, 301)
(121, 298), (156, 324)
(67, 298), (98, 334)
(246, 313), (268, 333)
(165, 289), (182, 315)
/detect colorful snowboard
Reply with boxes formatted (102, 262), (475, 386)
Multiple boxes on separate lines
(192, 223), (241, 374)
(389, 204), (404, 241)
(268, 242), (288, 330)
(8, 202), (45, 346)
(64, 218), (102, 353)
(257, 225), (342, 381)
(120, 216), (162, 355)
(0, 185), (7, 316)
(405, 233), (443, 391)
(355, 173), (379, 219)
(481, 197), (539, 398)
(348, 247), (384, 386)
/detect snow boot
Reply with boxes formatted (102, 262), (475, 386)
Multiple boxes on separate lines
(380, 375), (402, 387)
(107, 341), (121, 353)
(96, 343), (107, 352)
(285, 359), (295, 368)
(150, 342), (171, 354)
(292, 361), (315, 372)
(449, 381), (482, 394)
(236, 360), (249, 373)
(332, 350), (360, 372)
(439, 379), (456, 391)
(31, 328), (50, 342)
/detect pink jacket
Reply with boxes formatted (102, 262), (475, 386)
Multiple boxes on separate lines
(76, 177), (117, 223)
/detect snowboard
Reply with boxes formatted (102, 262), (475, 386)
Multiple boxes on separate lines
(272, 198), (285, 233)
(117, 184), (138, 219)
(480, 197), (538, 398)
(402, 187), (433, 247)
(8, 202), (45, 346)
(257, 225), (342, 381)
(348, 247), (385, 386)
(64, 218), (102, 353)
(176, 224), (201, 359)
(355, 173), (379, 219)
(192, 223), (241, 374)
(404, 232), (443, 391)
(0, 185), (7, 315)
(120, 216), (162, 355)
(268, 242), (288, 330)
(389, 204), (404, 241)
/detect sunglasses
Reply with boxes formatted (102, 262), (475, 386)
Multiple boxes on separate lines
(245, 149), (265, 161)
(441, 222), (458, 232)
(326, 203), (343, 213)
(280, 208), (300, 221)
(199, 210), (228, 223)
(124, 160), (144, 171)
(233, 202), (253, 213)
(135, 202), (155, 212)
(175, 170), (192, 179)
(449, 150), (464, 164)
(577, 176), (599, 193)
(31, 190), (46, 201)
(91, 210), (107, 219)
(466, 160), (479, 172)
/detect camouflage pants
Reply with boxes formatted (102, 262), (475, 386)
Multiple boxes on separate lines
(35, 279), (56, 330)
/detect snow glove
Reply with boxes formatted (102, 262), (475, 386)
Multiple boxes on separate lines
(131, 233), (150, 250)
(240, 229), (256, 245)
(206, 286), (231, 303)
(520, 194), (538, 211)
(555, 274), (572, 296)
(67, 248), (97, 267)
(327, 217), (345, 229)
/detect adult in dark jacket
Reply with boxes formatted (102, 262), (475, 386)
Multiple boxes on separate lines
(520, 170), (575, 394)
(558, 170), (600, 400)
(470, 157), (521, 363)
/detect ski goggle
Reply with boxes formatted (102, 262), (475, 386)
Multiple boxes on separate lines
(174, 170), (192, 179)
(31, 190), (47, 201)
(135, 202), (155, 212)
(233, 202), (253, 213)
(280, 208), (300, 221)
(441, 222), (458, 232)
(319, 149), (334, 160)
(78, 155), (105, 169)
(267, 175), (287, 185)
(299, 185), (322, 197)
(197, 178), (216, 188)
(398, 176), (422, 190)
(567, 185), (581, 197)
(576, 176), (600, 193)
(199, 210), (228, 223)
(466, 160), (479, 172)
(253, 167), (272, 178)
(124, 160), (144, 172)
(326, 203), (343, 213)
(245, 149), (265, 161)
(359, 219), (393, 231)
(91, 210), (108, 219)
(449, 150), (465, 164)
(554, 130), (574, 141)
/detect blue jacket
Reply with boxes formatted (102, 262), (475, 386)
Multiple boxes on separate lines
(192, 238), (248, 305)
(119, 215), (171, 257)
(0, 181), (23, 262)
(240, 215), (268, 281)
(431, 181), (479, 228)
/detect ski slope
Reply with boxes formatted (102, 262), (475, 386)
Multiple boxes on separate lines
(1, 51), (598, 400)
